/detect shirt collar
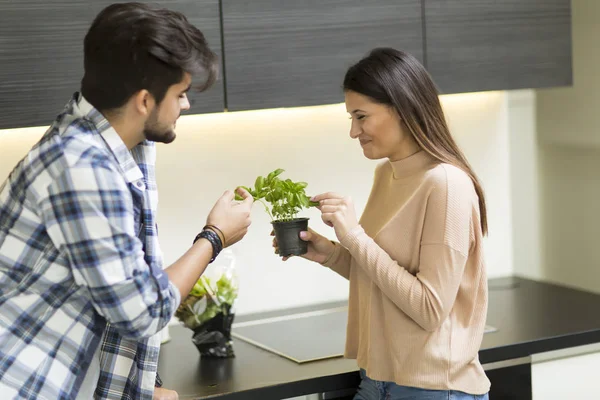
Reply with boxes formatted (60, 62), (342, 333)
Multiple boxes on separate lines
(74, 93), (144, 184)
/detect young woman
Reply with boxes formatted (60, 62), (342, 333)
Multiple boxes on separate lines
(277, 48), (490, 400)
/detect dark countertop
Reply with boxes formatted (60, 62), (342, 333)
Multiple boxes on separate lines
(158, 276), (600, 399)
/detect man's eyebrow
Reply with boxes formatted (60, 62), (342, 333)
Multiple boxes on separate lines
(182, 84), (191, 93)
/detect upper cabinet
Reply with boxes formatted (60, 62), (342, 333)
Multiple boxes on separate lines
(0, 0), (224, 130)
(220, 0), (423, 112)
(424, 0), (572, 94)
(0, 0), (574, 129)
(164, 0), (224, 115)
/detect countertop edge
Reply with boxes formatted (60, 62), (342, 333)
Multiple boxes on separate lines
(193, 329), (600, 399)
(480, 329), (600, 364)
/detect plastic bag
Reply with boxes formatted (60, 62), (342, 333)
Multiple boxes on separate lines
(175, 249), (238, 357)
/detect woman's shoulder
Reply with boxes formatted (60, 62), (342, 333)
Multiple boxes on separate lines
(427, 162), (474, 187)
(424, 162), (478, 203)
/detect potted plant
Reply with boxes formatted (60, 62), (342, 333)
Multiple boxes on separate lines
(236, 168), (318, 257)
(175, 249), (239, 357)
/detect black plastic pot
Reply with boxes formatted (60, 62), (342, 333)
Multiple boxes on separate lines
(271, 217), (309, 257)
(191, 304), (235, 358)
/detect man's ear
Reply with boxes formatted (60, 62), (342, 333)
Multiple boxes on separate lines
(133, 90), (156, 117)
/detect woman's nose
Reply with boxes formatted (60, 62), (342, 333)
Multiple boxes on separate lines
(349, 120), (361, 139)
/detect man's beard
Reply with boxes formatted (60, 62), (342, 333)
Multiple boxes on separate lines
(143, 109), (176, 144)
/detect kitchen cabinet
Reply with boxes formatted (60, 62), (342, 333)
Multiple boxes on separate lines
(485, 360), (532, 400)
(423, 0), (572, 94)
(0, 0), (224, 130)
(1, 0), (574, 128)
(220, 0), (423, 112)
(157, 0), (224, 115)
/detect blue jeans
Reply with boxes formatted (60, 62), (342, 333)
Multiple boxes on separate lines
(354, 369), (489, 400)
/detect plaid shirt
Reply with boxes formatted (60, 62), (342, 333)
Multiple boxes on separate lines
(0, 94), (180, 399)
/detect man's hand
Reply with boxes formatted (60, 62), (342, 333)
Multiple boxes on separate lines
(153, 387), (179, 400)
(206, 187), (253, 247)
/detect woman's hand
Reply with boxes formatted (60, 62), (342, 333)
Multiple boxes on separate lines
(311, 192), (359, 241)
(272, 228), (335, 264)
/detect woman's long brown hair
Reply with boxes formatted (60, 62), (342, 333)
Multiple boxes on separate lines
(343, 48), (488, 235)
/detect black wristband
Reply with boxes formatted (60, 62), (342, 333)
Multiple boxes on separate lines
(203, 224), (226, 247)
(194, 229), (223, 263)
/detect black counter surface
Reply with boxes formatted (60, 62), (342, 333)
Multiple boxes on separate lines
(158, 277), (600, 399)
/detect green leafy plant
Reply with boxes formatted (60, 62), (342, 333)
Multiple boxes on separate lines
(175, 274), (238, 330)
(236, 168), (319, 221)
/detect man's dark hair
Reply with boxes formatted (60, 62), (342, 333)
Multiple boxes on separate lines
(81, 2), (218, 112)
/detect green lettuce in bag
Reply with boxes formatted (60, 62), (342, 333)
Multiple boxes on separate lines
(175, 249), (238, 357)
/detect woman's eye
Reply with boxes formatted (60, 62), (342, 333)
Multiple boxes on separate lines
(356, 115), (365, 120)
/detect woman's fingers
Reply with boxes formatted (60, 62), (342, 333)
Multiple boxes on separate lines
(319, 205), (346, 214)
(321, 215), (334, 227)
(311, 192), (344, 203)
(317, 198), (345, 206)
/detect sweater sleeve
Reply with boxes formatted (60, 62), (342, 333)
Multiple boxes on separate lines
(340, 166), (476, 332)
(321, 241), (352, 280)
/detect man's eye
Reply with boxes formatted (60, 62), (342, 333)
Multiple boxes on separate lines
(356, 115), (365, 120)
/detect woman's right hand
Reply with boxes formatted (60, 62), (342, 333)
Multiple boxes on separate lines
(205, 187), (254, 247)
(272, 228), (336, 263)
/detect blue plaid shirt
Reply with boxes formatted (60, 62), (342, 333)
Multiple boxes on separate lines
(0, 94), (180, 399)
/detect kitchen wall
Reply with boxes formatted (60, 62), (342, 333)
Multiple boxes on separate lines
(512, 0), (600, 293)
(0, 90), (517, 315)
(508, 89), (542, 279)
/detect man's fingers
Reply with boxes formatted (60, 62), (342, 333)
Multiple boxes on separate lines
(153, 387), (179, 400)
(220, 189), (235, 202)
(236, 187), (253, 202)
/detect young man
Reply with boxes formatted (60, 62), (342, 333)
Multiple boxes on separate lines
(0, 3), (253, 399)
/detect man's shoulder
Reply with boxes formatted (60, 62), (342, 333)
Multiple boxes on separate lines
(38, 117), (115, 171)
(15, 118), (119, 197)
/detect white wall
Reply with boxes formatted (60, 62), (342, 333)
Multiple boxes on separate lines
(536, 0), (600, 148)
(508, 90), (542, 279)
(0, 91), (515, 315)
(511, 0), (600, 293)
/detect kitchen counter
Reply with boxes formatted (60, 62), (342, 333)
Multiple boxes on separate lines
(157, 276), (600, 399)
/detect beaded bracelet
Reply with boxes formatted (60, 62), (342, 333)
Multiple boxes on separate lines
(194, 228), (223, 263)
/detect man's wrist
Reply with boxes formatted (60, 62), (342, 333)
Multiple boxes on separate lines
(203, 224), (226, 247)
(194, 229), (223, 263)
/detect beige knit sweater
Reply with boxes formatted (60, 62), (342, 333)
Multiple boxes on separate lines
(323, 150), (490, 395)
